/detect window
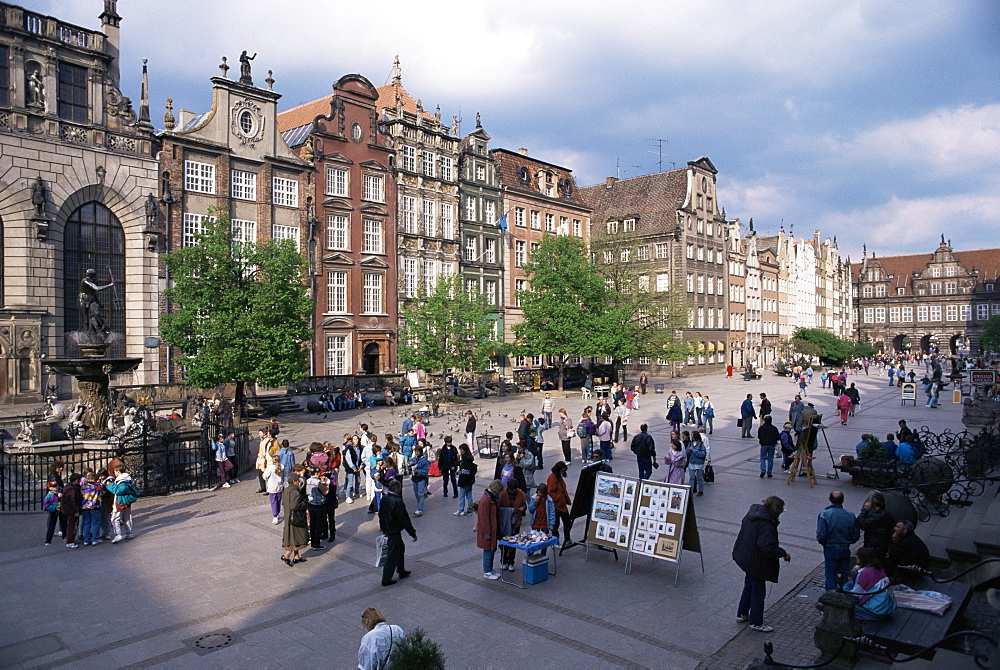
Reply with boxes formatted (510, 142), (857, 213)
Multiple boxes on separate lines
(182, 212), (209, 247)
(931, 283), (942, 295)
(465, 196), (477, 221)
(863, 308), (874, 323)
(464, 235), (477, 262)
(697, 275), (704, 293)
(402, 258), (418, 297)
(889, 307), (900, 323)
(696, 307), (704, 328)
(440, 203), (454, 239)
(875, 307), (886, 322)
(718, 278), (724, 296)
(272, 224), (300, 251)
(686, 273), (694, 292)
(917, 305), (928, 321)
(875, 285), (885, 297)
(707, 308), (715, 328)
(559, 216), (568, 233)
(620, 249), (630, 262)
(0, 46), (8, 107)
(363, 274), (383, 313)
(931, 267), (941, 277)
(902, 306), (913, 322)
(530, 242), (539, 255)
(946, 266), (956, 277)
(185, 160), (216, 194)
(514, 279), (527, 307)
(697, 246), (704, 261)
(439, 157), (453, 181)
(363, 174), (384, 202)
(400, 145), (416, 172)
(515, 207), (525, 227)
(531, 355), (542, 367)
(573, 219), (581, 237)
(484, 238), (497, 264)
(655, 243), (668, 259)
(930, 305), (942, 321)
(686, 244), (694, 259)
(515, 241), (526, 267)
(231, 170), (257, 200)
(623, 218), (636, 232)
(327, 271), (347, 314)
(325, 165), (348, 196)
(475, 163), (486, 181)
(231, 218), (256, 246)
(945, 282), (956, 295)
(57, 62), (88, 123)
(465, 278), (479, 295)
(422, 260), (437, 294)
(978, 304), (990, 320)
(362, 219), (383, 254)
(272, 177), (298, 207)
(862, 286), (873, 298)
(638, 276), (650, 292)
(326, 214), (348, 250)
(603, 250), (613, 264)
(697, 218), (704, 233)
(706, 249), (713, 264)
(325, 335), (348, 375)
(485, 279), (497, 305)
(401, 196), (416, 234)
(718, 307), (724, 325)
(946, 305), (958, 321)
(63, 202), (125, 338)
(637, 246), (649, 261)
(484, 200), (496, 225)
(656, 274), (669, 292)
(530, 211), (540, 229)
(898, 288), (905, 296)
(420, 150), (436, 177)
(960, 304), (970, 321)
(545, 213), (555, 232)
(422, 200), (436, 236)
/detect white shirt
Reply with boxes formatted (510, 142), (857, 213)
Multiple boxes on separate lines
(358, 622), (404, 670)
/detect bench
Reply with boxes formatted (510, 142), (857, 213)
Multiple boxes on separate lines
(742, 372), (762, 381)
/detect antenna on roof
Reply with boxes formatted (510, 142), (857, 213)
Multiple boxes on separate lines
(616, 157), (620, 179)
(646, 137), (668, 172)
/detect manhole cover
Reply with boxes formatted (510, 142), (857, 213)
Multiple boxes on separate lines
(185, 628), (243, 656)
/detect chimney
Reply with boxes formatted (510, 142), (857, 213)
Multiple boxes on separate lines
(100, 1), (122, 85)
(605, 177), (616, 188)
(814, 230), (820, 247)
(177, 109), (195, 129)
(518, 148), (528, 156)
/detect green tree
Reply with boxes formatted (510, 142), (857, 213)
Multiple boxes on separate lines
(981, 315), (1000, 353)
(398, 274), (498, 394)
(514, 235), (606, 390)
(161, 208), (313, 418)
(591, 233), (693, 373)
(850, 339), (879, 360)
(790, 327), (851, 365)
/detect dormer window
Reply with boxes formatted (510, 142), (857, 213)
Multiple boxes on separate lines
(517, 167), (529, 184)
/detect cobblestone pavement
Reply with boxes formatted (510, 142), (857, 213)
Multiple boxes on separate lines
(0, 367), (969, 668)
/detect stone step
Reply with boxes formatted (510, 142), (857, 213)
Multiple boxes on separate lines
(888, 648), (983, 669)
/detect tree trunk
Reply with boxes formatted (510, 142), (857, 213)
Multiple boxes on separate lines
(234, 380), (245, 422)
(558, 357), (565, 392)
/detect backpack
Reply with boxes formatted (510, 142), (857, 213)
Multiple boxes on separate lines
(576, 421), (589, 438)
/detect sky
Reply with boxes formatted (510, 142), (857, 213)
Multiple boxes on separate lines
(31, 0), (1000, 261)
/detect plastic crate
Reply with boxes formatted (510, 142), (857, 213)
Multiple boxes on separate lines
(522, 554), (549, 584)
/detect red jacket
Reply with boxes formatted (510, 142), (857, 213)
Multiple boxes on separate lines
(499, 488), (527, 533)
(547, 472), (570, 513)
(476, 491), (499, 551)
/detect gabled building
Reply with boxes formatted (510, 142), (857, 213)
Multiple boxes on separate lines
(580, 158), (728, 375)
(457, 118), (503, 341)
(726, 219), (747, 369)
(157, 55), (311, 381)
(0, 1), (160, 402)
(493, 148), (590, 366)
(277, 74), (397, 376)
(852, 238), (1000, 355)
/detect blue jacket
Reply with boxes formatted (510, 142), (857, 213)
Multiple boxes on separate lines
(741, 398), (757, 419)
(817, 503), (860, 546)
(686, 440), (707, 466)
(399, 435), (417, 457)
(410, 456), (430, 478)
(896, 441), (918, 464)
(882, 440), (898, 460)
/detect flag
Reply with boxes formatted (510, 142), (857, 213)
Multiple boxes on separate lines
(498, 214), (508, 232)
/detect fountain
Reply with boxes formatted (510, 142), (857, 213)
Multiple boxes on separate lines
(44, 268), (142, 437)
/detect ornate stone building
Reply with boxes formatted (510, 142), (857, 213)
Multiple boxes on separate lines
(852, 238), (1000, 355)
(726, 219), (747, 368)
(580, 158), (729, 375)
(0, 1), (160, 402)
(157, 54), (311, 381)
(277, 74), (398, 375)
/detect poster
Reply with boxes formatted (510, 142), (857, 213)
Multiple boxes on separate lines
(631, 481), (688, 561)
(587, 473), (632, 549)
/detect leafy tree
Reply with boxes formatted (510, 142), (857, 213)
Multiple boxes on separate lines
(591, 233), (693, 372)
(514, 235), (606, 390)
(398, 274), (498, 394)
(850, 340), (879, 360)
(981, 315), (1000, 353)
(790, 327), (851, 365)
(161, 208), (313, 419)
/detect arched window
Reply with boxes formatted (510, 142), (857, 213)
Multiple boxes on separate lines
(63, 202), (125, 345)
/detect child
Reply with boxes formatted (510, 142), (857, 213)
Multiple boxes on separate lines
(61, 473), (83, 549)
(98, 468), (114, 540)
(43, 482), (61, 545)
(80, 470), (103, 545)
(276, 440), (295, 483)
(263, 456), (284, 524)
(104, 464), (139, 542)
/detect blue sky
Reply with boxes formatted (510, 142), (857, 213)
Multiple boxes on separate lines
(33, 0), (1000, 260)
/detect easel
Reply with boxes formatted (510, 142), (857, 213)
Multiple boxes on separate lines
(785, 446), (816, 487)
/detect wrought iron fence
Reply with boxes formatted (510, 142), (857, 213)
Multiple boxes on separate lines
(0, 420), (251, 512)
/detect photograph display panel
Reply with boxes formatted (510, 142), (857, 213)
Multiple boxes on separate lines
(587, 473), (633, 550)
(633, 481), (689, 561)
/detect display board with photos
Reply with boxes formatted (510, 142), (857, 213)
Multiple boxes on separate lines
(631, 480), (687, 561)
(586, 473), (635, 550)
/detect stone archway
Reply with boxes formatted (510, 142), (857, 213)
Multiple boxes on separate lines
(892, 334), (911, 352)
(950, 334), (969, 356)
(920, 334), (940, 354)
(362, 341), (381, 375)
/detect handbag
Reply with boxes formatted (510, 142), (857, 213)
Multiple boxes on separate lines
(704, 463), (715, 483)
(374, 534), (389, 567)
(737, 418), (743, 427)
(290, 508), (307, 527)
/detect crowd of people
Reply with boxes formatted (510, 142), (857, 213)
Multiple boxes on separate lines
(42, 459), (140, 548)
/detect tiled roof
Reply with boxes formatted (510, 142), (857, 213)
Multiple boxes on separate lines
(491, 149), (588, 207)
(277, 96), (331, 133)
(850, 248), (1000, 285)
(374, 83), (435, 121)
(578, 169), (688, 235)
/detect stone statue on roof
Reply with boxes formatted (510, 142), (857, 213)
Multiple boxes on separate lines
(239, 50), (256, 86)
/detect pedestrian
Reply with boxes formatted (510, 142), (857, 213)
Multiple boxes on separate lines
(695, 392), (705, 427)
(276, 439), (295, 484)
(213, 433), (232, 489)
(98, 468), (114, 540)
(856, 490), (894, 558)
(263, 456), (284, 524)
(305, 469), (329, 550)
(702, 395), (715, 435)
(627, 422), (656, 480)
(664, 439), (686, 484)
(779, 422), (796, 472)
(758, 393), (771, 420)
(683, 392), (696, 425)
(477, 479), (503, 580)
(740, 394), (757, 438)
(528, 482), (556, 536)
(845, 383), (861, 416)
(465, 410), (477, 449)
(788, 395), (805, 431)
(816, 490), (860, 590)
(596, 413), (613, 462)
(836, 392), (852, 425)
(61, 473), (83, 549)
(105, 464), (138, 543)
(409, 446), (430, 516)
(378, 479), (417, 585)
(757, 415), (780, 478)
(454, 443), (477, 516)
(546, 462), (572, 546)
(518, 442), (537, 490)
(540, 392), (554, 428)
(686, 432), (707, 496)
(639, 371), (648, 395)
(577, 410), (596, 464)
(614, 401), (629, 443)
(280, 473), (308, 566)
(79, 470), (103, 546)
(399, 427), (416, 476)
(45, 460), (67, 541)
(732, 496), (791, 633)
(844, 547), (896, 621)
(798, 376), (808, 396)
(557, 408), (573, 464)
(255, 428), (274, 494)
(498, 478), (527, 571)
(357, 607), (405, 670)
(437, 436), (459, 499)
(531, 414), (545, 469)
(342, 437), (361, 503)
(224, 432), (240, 484)
(42, 480), (61, 546)
(666, 394), (683, 433)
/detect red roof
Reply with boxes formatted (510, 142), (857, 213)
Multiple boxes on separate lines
(850, 248), (1000, 287)
(375, 83), (435, 121)
(277, 96), (330, 133)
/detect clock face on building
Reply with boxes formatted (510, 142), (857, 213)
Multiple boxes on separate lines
(351, 122), (363, 143)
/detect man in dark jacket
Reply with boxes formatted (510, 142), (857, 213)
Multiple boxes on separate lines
(816, 490), (861, 590)
(61, 472), (83, 549)
(886, 520), (930, 577)
(732, 496), (790, 632)
(378, 479), (417, 586)
(856, 490), (894, 559)
(758, 393), (772, 420)
(629, 424), (656, 480)
(757, 415), (780, 478)
(845, 383), (861, 416)
(437, 437), (459, 499)
(740, 394), (757, 438)
(465, 411), (477, 449)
